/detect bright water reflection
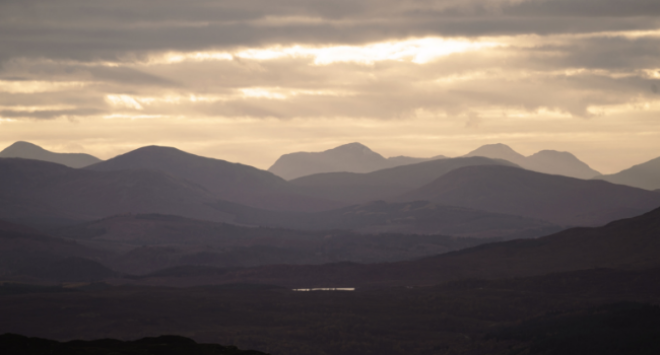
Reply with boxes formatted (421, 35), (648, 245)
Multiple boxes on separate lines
(292, 288), (355, 292)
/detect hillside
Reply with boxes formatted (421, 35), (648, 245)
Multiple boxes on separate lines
(268, 142), (443, 180)
(289, 156), (516, 203)
(596, 156), (660, 190)
(397, 165), (660, 226)
(0, 141), (101, 168)
(86, 146), (341, 212)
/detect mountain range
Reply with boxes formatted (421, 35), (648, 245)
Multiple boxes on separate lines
(0, 141), (101, 168)
(85, 146), (341, 212)
(268, 142), (445, 180)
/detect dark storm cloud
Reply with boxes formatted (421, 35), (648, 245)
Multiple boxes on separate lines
(1, 0), (659, 62)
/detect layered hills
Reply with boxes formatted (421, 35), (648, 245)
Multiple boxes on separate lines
(289, 156), (516, 203)
(0, 141), (101, 168)
(398, 165), (660, 226)
(465, 143), (601, 179)
(596, 156), (660, 191)
(165, 204), (660, 288)
(268, 142), (444, 180)
(86, 146), (341, 212)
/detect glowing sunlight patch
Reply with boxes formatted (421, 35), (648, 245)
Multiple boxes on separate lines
(0, 80), (88, 93)
(151, 37), (498, 66)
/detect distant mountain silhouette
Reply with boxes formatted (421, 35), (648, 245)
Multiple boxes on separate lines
(397, 165), (660, 226)
(181, 205), (660, 288)
(465, 143), (527, 166)
(210, 199), (562, 239)
(268, 142), (444, 180)
(525, 150), (601, 179)
(86, 146), (341, 212)
(289, 156), (517, 203)
(465, 143), (601, 179)
(0, 141), (101, 168)
(596, 156), (660, 190)
(0, 158), (234, 224)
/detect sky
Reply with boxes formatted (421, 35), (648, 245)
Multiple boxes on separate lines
(1, 0), (659, 174)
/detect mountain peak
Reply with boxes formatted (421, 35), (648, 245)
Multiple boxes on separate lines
(464, 143), (527, 165)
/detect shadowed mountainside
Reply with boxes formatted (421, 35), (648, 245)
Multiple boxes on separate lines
(397, 165), (660, 226)
(596, 156), (660, 191)
(0, 158), (234, 226)
(141, 205), (660, 288)
(464, 143), (601, 179)
(289, 156), (517, 204)
(210, 199), (562, 239)
(268, 142), (444, 180)
(0, 142), (101, 168)
(86, 146), (342, 212)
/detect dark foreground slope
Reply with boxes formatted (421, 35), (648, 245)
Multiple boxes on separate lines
(0, 158), (233, 226)
(86, 146), (341, 212)
(289, 156), (517, 203)
(163, 205), (660, 288)
(2, 269), (660, 355)
(0, 141), (101, 168)
(0, 334), (267, 355)
(596, 156), (660, 190)
(398, 165), (660, 226)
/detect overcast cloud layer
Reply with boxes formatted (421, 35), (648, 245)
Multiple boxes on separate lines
(1, 0), (659, 172)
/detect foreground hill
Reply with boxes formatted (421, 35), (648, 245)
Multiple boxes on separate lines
(268, 142), (443, 180)
(397, 165), (660, 226)
(151, 205), (660, 288)
(0, 334), (267, 355)
(210, 199), (562, 239)
(0, 158), (233, 226)
(0, 141), (101, 168)
(596, 156), (660, 190)
(289, 157), (516, 204)
(465, 143), (601, 179)
(86, 146), (341, 212)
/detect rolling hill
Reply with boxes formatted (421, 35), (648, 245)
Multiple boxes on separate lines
(85, 145), (342, 212)
(596, 156), (660, 190)
(0, 141), (101, 168)
(397, 165), (660, 226)
(268, 142), (444, 180)
(289, 156), (517, 203)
